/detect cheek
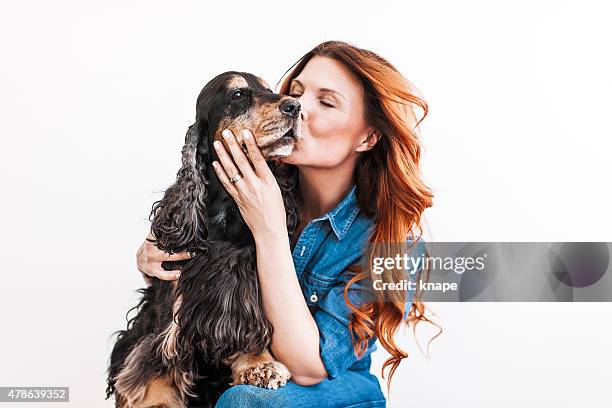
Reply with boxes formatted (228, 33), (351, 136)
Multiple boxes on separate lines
(290, 113), (358, 166)
(314, 111), (361, 147)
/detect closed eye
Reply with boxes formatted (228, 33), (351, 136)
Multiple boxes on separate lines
(290, 91), (335, 108)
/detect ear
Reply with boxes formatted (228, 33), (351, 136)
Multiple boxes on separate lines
(269, 161), (300, 238)
(150, 122), (209, 253)
(355, 129), (381, 153)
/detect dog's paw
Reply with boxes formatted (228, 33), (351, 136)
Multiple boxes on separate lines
(236, 361), (291, 390)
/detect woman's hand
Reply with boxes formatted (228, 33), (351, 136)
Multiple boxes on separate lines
(136, 233), (192, 285)
(212, 129), (287, 238)
(213, 129), (326, 383)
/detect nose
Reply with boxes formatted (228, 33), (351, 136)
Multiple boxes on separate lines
(279, 99), (301, 118)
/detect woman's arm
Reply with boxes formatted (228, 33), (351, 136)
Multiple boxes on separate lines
(212, 129), (328, 385)
(253, 229), (328, 385)
(136, 232), (191, 284)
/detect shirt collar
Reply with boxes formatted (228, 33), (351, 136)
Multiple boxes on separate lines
(311, 184), (360, 241)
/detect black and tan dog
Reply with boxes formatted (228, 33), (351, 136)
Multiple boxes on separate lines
(106, 72), (301, 408)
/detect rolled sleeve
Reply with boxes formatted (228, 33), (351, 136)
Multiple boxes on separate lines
(314, 279), (377, 379)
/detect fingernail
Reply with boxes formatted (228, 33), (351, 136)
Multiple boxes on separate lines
(213, 141), (221, 149)
(175, 272), (181, 279)
(243, 131), (251, 140)
(222, 129), (231, 138)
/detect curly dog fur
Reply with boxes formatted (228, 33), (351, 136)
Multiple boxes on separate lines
(106, 72), (301, 408)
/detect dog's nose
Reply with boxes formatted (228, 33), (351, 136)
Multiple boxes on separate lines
(280, 99), (301, 118)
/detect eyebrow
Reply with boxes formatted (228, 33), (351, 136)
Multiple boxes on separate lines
(290, 79), (346, 102)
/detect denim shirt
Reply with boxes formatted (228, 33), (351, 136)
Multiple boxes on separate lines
(290, 184), (422, 379)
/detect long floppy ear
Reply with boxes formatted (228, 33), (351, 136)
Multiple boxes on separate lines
(269, 161), (300, 241)
(149, 122), (209, 253)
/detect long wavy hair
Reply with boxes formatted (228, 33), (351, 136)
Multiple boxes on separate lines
(278, 41), (441, 391)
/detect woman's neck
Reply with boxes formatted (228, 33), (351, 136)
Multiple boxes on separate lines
(297, 164), (355, 221)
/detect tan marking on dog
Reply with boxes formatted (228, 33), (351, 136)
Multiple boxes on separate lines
(213, 100), (295, 159)
(171, 367), (197, 401)
(139, 376), (184, 408)
(113, 336), (153, 407)
(214, 115), (253, 144)
(230, 349), (291, 389)
(159, 295), (183, 363)
(227, 75), (248, 89)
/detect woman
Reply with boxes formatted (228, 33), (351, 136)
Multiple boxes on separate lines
(137, 41), (434, 407)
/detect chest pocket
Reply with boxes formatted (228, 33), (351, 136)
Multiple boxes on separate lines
(300, 272), (338, 308)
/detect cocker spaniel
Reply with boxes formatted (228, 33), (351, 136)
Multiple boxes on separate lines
(106, 72), (301, 408)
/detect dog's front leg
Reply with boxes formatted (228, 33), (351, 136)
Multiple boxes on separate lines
(227, 349), (291, 390)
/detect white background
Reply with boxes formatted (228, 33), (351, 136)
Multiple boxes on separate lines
(1, 1), (611, 407)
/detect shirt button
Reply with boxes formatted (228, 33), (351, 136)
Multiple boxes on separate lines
(310, 292), (318, 303)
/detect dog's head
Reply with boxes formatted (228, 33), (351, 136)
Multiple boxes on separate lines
(198, 72), (301, 159)
(150, 72), (300, 253)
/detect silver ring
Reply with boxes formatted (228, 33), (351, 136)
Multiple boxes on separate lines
(229, 174), (243, 184)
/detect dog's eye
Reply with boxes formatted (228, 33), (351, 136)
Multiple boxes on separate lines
(232, 91), (245, 100)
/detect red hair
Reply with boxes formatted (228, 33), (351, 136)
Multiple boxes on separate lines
(278, 41), (441, 391)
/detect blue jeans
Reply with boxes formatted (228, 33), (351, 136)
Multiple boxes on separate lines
(215, 370), (386, 408)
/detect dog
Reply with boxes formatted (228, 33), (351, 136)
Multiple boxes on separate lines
(106, 72), (301, 408)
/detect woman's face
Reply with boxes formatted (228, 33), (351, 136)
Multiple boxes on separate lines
(281, 56), (374, 168)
